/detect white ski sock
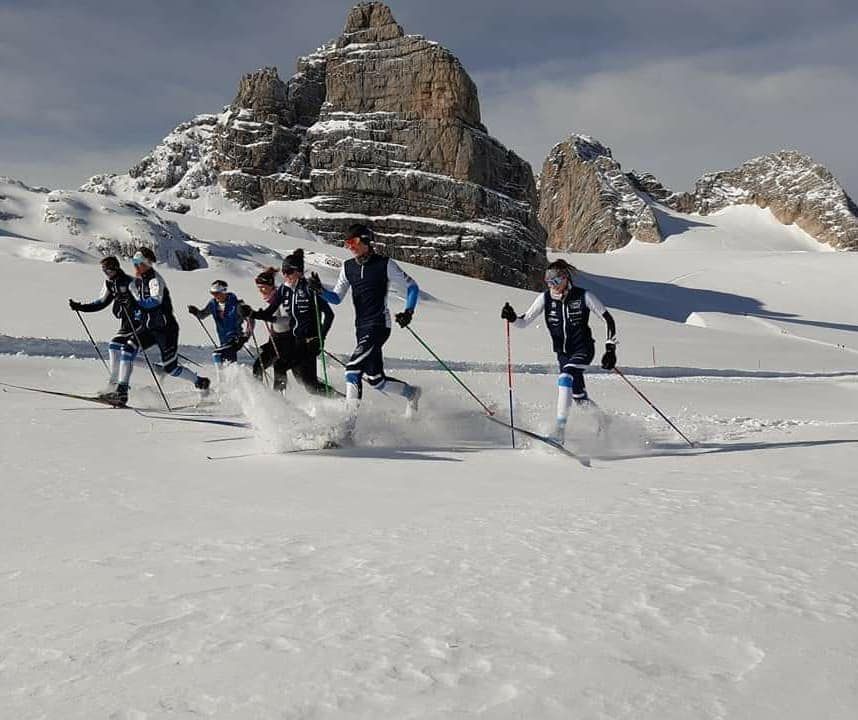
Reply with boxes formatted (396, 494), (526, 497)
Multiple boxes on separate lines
(556, 373), (573, 424)
(107, 343), (121, 384)
(118, 349), (136, 385)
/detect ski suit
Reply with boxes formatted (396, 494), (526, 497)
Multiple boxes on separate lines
(251, 278), (334, 393)
(321, 252), (418, 401)
(197, 292), (250, 366)
(514, 286), (616, 401)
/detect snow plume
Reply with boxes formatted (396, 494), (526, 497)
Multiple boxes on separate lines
(220, 364), (347, 451)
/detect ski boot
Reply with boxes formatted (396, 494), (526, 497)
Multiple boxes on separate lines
(405, 385), (421, 419)
(194, 375), (211, 397)
(101, 383), (129, 407)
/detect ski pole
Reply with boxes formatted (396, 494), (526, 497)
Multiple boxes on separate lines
(324, 349), (346, 368)
(74, 310), (109, 373)
(120, 306), (172, 413)
(195, 314), (217, 347)
(505, 320), (515, 448)
(405, 326), (495, 416)
(312, 294), (331, 397)
(612, 366), (695, 447)
(178, 352), (202, 368)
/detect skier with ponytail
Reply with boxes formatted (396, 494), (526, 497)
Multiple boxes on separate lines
(501, 259), (617, 443)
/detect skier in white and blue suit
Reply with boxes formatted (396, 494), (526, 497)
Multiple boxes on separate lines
(502, 258), (617, 443)
(310, 223), (421, 417)
(188, 280), (252, 367)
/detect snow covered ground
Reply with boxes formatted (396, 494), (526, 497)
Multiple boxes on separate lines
(1, 197), (857, 718)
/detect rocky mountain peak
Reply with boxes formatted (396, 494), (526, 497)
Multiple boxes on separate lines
(232, 67), (290, 122)
(539, 134), (662, 252)
(341, 2), (404, 44)
(82, 1), (546, 288)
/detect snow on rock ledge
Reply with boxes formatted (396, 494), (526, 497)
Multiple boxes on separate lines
(0, 177), (205, 270)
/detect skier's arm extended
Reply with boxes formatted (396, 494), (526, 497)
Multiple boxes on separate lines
(513, 293), (545, 328)
(584, 291), (617, 344)
(75, 282), (113, 312)
(195, 299), (214, 320)
(250, 287), (283, 322)
(386, 259), (419, 311)
(320, 265), (350, 305)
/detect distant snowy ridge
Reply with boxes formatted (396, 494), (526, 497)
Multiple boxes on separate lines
(539, 135), (858, 252)
(0, 177), (205, 269)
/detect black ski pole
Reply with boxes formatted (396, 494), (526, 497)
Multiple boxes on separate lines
(120, 306), (172, 413)
(178, 352), (202, 368)
(74, 310), (109, 373)
(612, 366), (695, 447)
(195, 314), (217, 346)
(324, 349), (346, 368)
(250, 329), (270, 387)
(405, 326), (495, 416)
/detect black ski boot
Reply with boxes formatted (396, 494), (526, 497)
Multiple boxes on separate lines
(101, 383), (129, 407)
(194, 375), (211, 397)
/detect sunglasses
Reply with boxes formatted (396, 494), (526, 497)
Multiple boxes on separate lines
(545, 275), (567, 287)
(344, 236), (362, 251)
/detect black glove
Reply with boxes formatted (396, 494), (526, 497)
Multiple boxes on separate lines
(307, 272), (323, 294)
(601, 344), (617, 370)
(187, 305), (200, 317)
(395, 309), (413, 328)
(306, 337), (321, 354)
(238, 303), (253, 319)
(501, 302), (517, 322)
(69, 299), (83, 311)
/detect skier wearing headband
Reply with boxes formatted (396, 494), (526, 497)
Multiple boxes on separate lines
(501, 259), (617, 443)
(188, 280), (253, 368)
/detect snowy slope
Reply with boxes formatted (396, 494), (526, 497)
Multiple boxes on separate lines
(1, 193), (858, 719)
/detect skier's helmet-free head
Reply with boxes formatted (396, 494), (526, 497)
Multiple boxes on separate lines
(255, 267), (277, 291)
(209, 280), (229, 295)
(344, 223), (374, 254)
(282, 248), (305, 275)
(100, 256), (121, 275)
(544, 259), (576, 288)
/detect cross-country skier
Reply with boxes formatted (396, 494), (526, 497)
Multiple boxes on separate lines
(501, 258), (617, 443)
(309, 223), (421, 417)
(249, 268), (290, 390)
(111, 249), (210, 404)
(188, 280), (252, 368)
(250, 249), (335, 394)
(68, 255), (140, 400)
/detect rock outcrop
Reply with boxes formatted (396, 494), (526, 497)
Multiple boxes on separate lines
(665, 151), (858, 250)
(538, 136), (858, 252)
(538, 135), (663, 252)
(83, 2), (546, 288)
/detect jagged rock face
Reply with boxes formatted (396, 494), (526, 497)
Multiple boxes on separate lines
(538, 135), (663, 252)
(666, 151), (858, 250)
(82, 2), (546, 289)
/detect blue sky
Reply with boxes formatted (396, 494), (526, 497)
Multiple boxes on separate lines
(1, 0), (856, 195)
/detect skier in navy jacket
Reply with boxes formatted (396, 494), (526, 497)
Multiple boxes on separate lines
(310, 224), (421, 417)
(68, 255), (140, 400)
(502, 259), (617, 443)
(250, 249), (335, 394)
(188, 280), (252, 367)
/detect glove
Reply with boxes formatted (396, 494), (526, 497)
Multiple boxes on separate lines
(501, 302), (517, 322)
(601, 344), (617, 370)
(187, 305), (200, 317)
(307, 272), (323, 294)
(69, 299), (83, 311)
(238, 303), (253, 319)
(395, 309), (413, 328)
(306, 337), (321, 354)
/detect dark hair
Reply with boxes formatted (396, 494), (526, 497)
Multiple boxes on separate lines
(345, 223), (374, 245)
(100, 255), (120, 271)
(282, 248), (305, 273)
(255, 267), (277, 286)
(136, 247), (157, 263)
(546, 258), (576, 273)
